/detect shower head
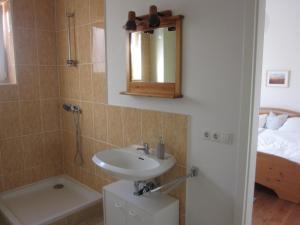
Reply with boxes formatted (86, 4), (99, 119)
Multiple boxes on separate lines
(63, 103), (81, 113)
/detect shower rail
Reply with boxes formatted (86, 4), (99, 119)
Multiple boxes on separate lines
(66, 12), (77, 66)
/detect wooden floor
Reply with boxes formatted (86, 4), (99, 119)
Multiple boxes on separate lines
(252, 185), (300, 225)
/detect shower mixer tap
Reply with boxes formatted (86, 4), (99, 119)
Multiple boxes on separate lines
(63, 103), (81, 113)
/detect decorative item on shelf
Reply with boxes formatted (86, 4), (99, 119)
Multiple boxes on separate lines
(125, 11), (137, 31)
(122, 6), (184, 98)
(148, 5), (160, 28)
(124, 5), (174, 31)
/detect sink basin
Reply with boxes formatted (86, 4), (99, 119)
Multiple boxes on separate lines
(92, 146), (176, 181)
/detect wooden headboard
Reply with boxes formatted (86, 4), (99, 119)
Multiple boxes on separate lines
(260, 107), (300, 118)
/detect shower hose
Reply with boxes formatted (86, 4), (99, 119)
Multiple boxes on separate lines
(73, 111), (84, 166)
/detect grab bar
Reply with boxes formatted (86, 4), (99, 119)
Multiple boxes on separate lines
(66, 12), (77, 66)
(137, 166), (199, 196)
(152, 166), (199, 194)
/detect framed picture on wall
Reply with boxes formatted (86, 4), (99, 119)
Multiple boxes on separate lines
(266, 70), (290, 87)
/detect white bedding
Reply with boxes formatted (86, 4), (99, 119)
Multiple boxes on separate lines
(257, 129), (300, 164)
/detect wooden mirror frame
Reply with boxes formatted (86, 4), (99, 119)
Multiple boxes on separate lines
(121, 12), (184, 98)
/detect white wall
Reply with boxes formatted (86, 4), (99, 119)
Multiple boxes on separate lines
(106, 0), (256, 224)
(261, 0), (300, 111)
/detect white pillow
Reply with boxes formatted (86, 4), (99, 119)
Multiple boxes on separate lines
(265, 112), (288, 130)
(279, 117), (300, 132)
(259, 114), (268, 128)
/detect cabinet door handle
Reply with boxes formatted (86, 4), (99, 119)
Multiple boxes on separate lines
(114, 202), (122, 208)
(128, 210), (137, 217)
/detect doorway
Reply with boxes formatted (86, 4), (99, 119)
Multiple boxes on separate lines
(247, 0), (300, 224)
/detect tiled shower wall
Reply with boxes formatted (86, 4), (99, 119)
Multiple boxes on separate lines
(0, 0), (61, 192)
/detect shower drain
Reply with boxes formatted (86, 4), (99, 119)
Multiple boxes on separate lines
(53, 184), (64, 189)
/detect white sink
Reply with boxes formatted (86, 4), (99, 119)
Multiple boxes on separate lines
(92, 146), (176, 181)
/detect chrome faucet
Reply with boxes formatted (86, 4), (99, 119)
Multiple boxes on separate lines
(137, 143), (150, 155)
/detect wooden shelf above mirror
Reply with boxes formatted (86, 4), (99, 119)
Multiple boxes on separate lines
(121, 6), (184, 99)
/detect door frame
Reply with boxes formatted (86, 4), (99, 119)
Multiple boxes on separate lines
(234, 0), (266, 225)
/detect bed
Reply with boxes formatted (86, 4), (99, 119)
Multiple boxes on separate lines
(256, 108), (300, 203)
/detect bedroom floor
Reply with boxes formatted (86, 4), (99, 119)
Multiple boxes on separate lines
(252, 185), (300, 225)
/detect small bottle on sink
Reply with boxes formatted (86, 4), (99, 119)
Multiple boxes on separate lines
(156, 136), (165, 159)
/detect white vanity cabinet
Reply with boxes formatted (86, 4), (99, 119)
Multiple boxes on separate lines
(103, 180), (179, 225)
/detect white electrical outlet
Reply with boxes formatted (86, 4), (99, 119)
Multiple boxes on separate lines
(211, 132), (221, 142)
(202, 131), (211, 140)
(202, 130), (233, 145)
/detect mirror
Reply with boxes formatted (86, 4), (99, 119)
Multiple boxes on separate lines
(122, 11), (183, 98)
(130, 27), (176, 83)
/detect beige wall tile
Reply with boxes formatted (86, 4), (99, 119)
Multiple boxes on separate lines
(62, 131), (76, 164)
(22, 134), (44, 168)
(107, 105), (123, 147)
(81, 169), (96, 190)
(59, 66), (80, 99)
(90, 0), (104, 23)
(93, 72), (107, 104)
(14, 28), (38, 65)
(35, 0), (55, 30)
(94, 104), (107, 142)
(81, 137), (95, 174)
(94, 140), (109, 152)
(64, 162), (74, 178)
(43, 161), (63, 177)
(122, 107), (142, 146)
(0, 176), (4, 192)
(40, 66), (59, 98)
(0, 152), (2, 176)
(93, 175), (103, 191)
(37, 31), (57, 65)
(17, 65), (40, 100)
(12, 0), (35, 28)
(56, 30), (68, 65)
(77, 25), (91, 63)
(72, 163), (82, 182)
(79, 64), (93, 101)
(3, 171), (25, 191)
(54, 0), (65, 30)
(141, 110), (163, 148)
(0, 85), (18, 102)
(80, 102), (94, 138)
(0, 138), (24, 174)
(20, 101), (42, 135)
(162, 113), (188, 166)
(74, 0), (90, 26)
(44, 131), (62, 164)
(0, 102), (21, 139)
(24, 165), (46, 184)
(41, 99), (60, 131)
